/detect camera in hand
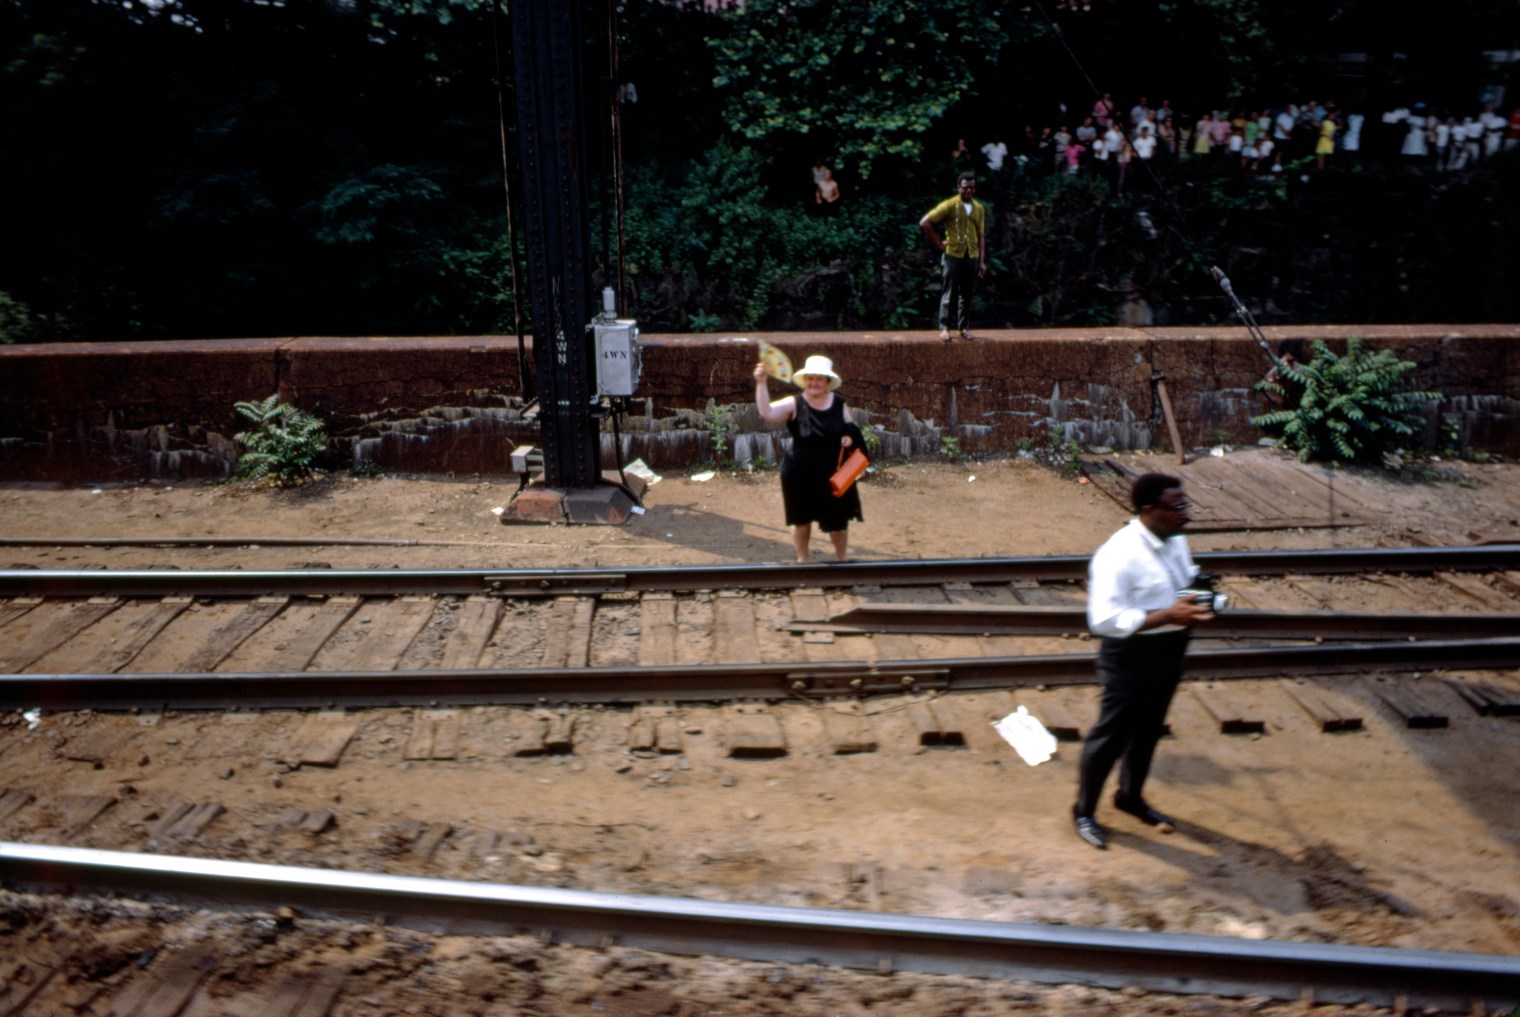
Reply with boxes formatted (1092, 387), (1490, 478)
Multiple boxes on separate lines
(1181, 572), (1228, 613)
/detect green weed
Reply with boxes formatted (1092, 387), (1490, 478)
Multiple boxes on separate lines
(233, 394), (329, 487)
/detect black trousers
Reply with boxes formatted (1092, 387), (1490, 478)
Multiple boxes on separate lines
(937, 253), (979, 332)
(1074, 629), (1189, 818)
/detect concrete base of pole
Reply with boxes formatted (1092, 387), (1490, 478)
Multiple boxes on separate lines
(499, 472), (646, 526)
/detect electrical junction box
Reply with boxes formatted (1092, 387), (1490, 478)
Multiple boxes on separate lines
(594, 319), (641, 397)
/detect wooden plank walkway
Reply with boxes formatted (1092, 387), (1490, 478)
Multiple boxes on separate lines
(1084, 447), (1381, 531)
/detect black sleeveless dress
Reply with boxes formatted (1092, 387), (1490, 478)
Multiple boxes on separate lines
(782, 394), (864, 532)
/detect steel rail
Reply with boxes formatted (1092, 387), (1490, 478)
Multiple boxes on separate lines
(0, 536), (484, 548)
(796, 605), (1520, 641)
(1, 843), (1515, 1010)
(5, 638), (1519, 711)
(1, 544), (1517, 597)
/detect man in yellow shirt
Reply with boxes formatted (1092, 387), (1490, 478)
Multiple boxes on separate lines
(918, 172), (988, 341)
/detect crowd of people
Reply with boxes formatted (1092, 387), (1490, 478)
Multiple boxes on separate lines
(805, 94), (1519, 212)
(1382, 101), (1520, 172)
(952, 93), (1520, 189)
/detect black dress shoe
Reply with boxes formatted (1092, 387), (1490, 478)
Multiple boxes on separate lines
(1074, 815), (1107, 850)
(1114, 795), (1176, 832)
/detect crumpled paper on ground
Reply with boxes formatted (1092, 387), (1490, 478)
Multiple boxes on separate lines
(624, 458), (662, 486)
(992, 706), (1058, 766)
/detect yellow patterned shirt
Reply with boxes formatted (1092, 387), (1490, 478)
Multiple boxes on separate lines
(924, 196), (987, 259)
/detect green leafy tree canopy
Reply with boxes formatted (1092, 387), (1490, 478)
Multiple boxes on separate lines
(710, 0), (1006, 180)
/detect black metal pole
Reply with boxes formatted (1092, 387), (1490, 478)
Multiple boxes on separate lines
(510, 0), (599, 489)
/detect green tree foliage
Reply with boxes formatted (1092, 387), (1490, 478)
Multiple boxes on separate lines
(0, 292), (36, 344)
(621, 140), (922, 331)
(709, 0), (1006, 181)
(2, 0), (1518, 340)
(1, 0), (513, 339)
(1252, 337), (1441, 464)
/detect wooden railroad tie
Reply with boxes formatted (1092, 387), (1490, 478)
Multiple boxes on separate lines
(714, 590), (760, 664)
(1014, 692), (1086, 741)
(724, 703), (787, 758)
(102, 949), (215, 1017)
(465, 827), (532, 860)
(628, 704), (684, 754)
(638, 592), (679, 667)
(179, 595), (288, 672)
(281, 711), (361, 768)
(149, 801), (226, 842)
(1369, 678), (1450, 729)
(1190, 684), (1265, 735)
(1444, 677), (1520, 717)
(907, 700), (965, 747)
(541, 596), (595, 669)
(262, 966), (348, 1017)
(185, 712), (264, 761)
(277, 807), (336, 835)
(0, 788), (36, 823)
(823, 706), (877, 755)
(56, 794), (117, 838)
(1279, 679), (1363, 733)
(403, 709), (461, 761)
(396, 819), (453, 860)
(0, 597), (122, 673)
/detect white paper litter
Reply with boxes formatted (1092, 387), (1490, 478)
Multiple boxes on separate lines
(624, 458), (662, 486)
(992, 706), (1058, 766)
(690, 471), (716, 483)
(23, 708), (42, 730)
(490, 505), (505, 516)
(1210, 445), (1226, 457)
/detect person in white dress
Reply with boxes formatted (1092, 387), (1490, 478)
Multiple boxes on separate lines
(1401, 112), (1430, 159)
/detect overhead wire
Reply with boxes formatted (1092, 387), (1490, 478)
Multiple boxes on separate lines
(490, 0), (534, 403)
(608, 0), (629, 312)
(603, 0), (638, 503)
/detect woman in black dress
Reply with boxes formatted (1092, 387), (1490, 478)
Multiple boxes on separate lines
(753, 354), (865, 562)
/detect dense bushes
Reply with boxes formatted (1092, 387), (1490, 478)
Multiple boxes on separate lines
(618, 147), (1520, 334)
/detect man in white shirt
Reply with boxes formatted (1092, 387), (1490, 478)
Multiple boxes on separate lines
(1480, 102), (1506, 159)
(1074, 473), (1215, 850)
(981, 136), (1008, 173)
(1274, 105), (1297, 145)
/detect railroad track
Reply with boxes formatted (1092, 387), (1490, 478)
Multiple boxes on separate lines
(4, 545), (1519, 1014)
(3, 546), (1520, 713)
(4, 842), (1518, 1012)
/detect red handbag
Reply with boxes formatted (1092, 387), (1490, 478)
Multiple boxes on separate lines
(829, 447), (868, 497)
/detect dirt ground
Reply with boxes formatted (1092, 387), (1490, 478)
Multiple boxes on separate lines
(3, 446), (1518, 570)
(3, 447), (1520, 1015)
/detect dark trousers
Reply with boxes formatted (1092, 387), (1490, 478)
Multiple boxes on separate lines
(938, 253), (979, 332)
(1074, 630), (1189, 818)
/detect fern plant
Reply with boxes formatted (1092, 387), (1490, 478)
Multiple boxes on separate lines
(1252, 337), (1440, 465)
(233, 394), (329, 486)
